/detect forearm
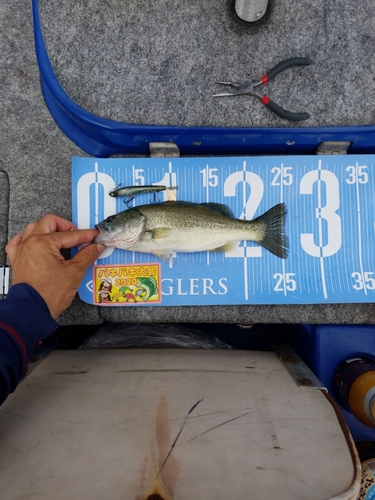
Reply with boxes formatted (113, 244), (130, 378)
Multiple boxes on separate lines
(0, 284), (58, 405)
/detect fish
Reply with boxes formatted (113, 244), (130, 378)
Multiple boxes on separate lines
(93, 201), (289, 264)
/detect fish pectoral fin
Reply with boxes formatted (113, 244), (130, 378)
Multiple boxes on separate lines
(150, 227), (173, 239)
(211, 242), (237, 253)
(145, 228), (175, 264)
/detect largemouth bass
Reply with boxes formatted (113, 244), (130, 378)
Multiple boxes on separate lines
(94, 201), (288, 263)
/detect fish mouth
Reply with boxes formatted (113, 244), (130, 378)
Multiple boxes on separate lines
(93, 224), (106, 243)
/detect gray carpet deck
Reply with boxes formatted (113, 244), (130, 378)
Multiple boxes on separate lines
(1, 0), (375, 324)
(38, 0), (375, 129)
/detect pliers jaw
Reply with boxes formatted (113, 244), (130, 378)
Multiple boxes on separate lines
(213, 81), (257, 97)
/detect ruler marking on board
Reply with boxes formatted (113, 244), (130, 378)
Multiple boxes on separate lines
(364, 169), (371, 270)
(258, 162), (263, 295)
(94, 161), (99, 226)
(355, 161), (367, 295)
(303, 165), (308, 295)
(205, 163), (210, 266)
(300, 165), (308, 295)
(317, 160), (328, 299)
(242, 160), (249, 300)
(169, 161), (178, 268)
(131, 164), (137, 264)
(334, 163), (343, 294)
(334, 163), (347, 294)
(280, 162), (287, 296)
(348, 170), (356, 292)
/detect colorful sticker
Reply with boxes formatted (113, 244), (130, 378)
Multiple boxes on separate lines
(94, 264), (161, 305)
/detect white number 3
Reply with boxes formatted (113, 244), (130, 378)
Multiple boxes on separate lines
(300, 169), (342, 257)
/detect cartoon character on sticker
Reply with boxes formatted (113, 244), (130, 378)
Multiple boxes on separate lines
(112, 292), (124, 302)
(99, 278), (113, 293)
(98, 291), (112, 303)
(119, 286), (137, 302)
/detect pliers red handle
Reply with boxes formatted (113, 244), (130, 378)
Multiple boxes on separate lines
(213, 57), (312, 121)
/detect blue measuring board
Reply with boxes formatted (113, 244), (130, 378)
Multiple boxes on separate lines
(72, 155), (375, 307)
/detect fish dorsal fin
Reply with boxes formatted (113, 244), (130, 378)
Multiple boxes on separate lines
(199, 202), (234, 218)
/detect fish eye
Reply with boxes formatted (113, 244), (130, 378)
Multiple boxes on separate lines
(106, 215), (115, 223)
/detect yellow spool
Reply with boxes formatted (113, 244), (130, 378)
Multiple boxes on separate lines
(348, 370), (375, 428)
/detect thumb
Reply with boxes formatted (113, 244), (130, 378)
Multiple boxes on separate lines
(70, 243), (106, 273)
(5, 233), (23, 263)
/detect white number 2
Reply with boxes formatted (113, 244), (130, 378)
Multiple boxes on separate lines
(300, 169), (342, 257)
(223, 171), (264, 258)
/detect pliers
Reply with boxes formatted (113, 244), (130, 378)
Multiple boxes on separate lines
(213, 57), (312, 121)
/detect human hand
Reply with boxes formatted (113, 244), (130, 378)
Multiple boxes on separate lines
(5, 214), (105, 319)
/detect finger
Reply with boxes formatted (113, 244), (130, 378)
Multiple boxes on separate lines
(5, 233), (23, 262)
(22, 221), (38, 239)
(69, 242), (106, 273)
(29, 214), (77, 235)
(49, 228), (100, 250)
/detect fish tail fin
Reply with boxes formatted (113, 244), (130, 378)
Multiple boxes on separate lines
(253, 203), (289, 259)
